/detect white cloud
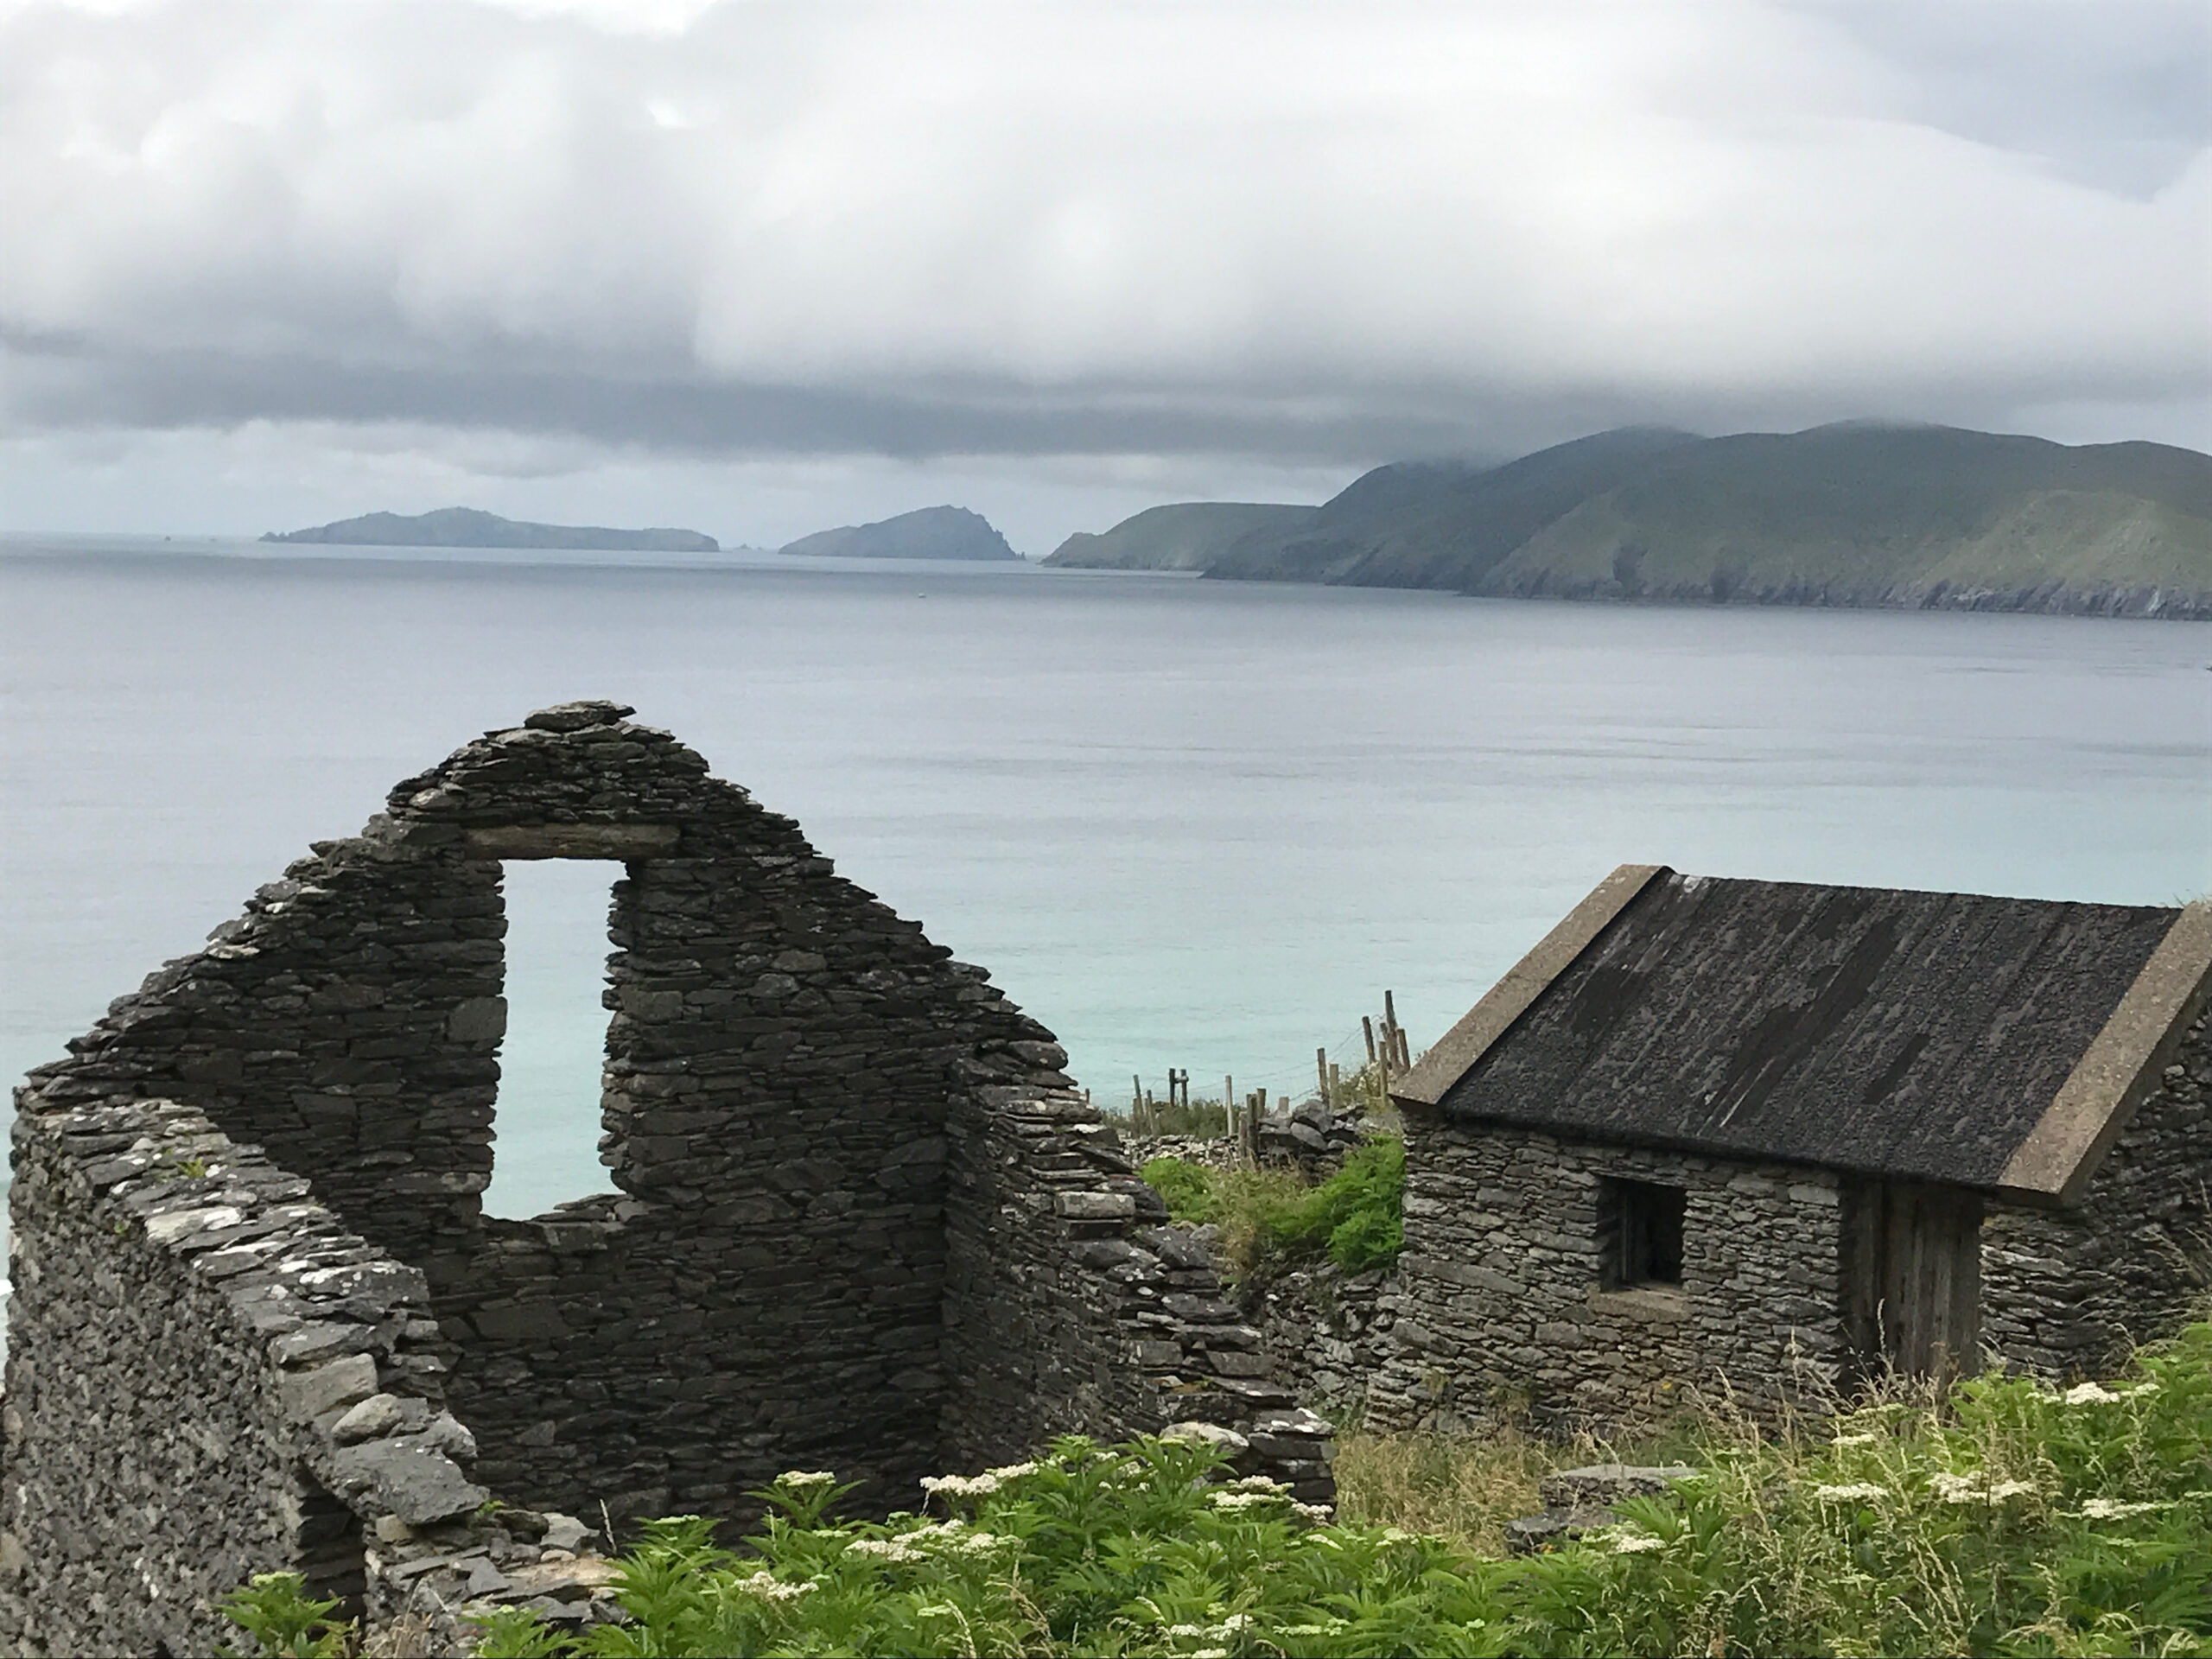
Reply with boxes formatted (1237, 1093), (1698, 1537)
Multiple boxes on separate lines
(0, 0), (2203, 524)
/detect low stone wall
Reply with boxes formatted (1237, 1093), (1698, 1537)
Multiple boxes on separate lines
(1365, 1120), (1847, 1433)
(943, 1108), (1336, 1500)
(1240, 1262), (1398, 1417)
(2, 1096), (482, 1657)
(1983, 1012), (2212, 1377)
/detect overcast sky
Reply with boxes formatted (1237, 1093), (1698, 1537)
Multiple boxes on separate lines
(3, 0), (2206, 551)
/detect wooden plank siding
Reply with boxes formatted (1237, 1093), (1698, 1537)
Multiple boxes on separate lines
(1840, 1179), (1983, 1380)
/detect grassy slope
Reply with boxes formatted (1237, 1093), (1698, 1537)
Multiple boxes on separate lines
(1480, 425), (2212, 610)
(1203, 427), (1699, 588)
(1043, 503), (1317, 570)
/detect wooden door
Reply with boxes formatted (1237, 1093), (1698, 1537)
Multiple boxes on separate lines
(1840, 1180), (1982, 1381)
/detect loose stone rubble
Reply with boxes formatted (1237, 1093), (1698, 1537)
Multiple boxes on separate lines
(2, 702), (1331, 1656)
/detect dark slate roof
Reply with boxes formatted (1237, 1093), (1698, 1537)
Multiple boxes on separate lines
(1425, 870), (2188, 1191)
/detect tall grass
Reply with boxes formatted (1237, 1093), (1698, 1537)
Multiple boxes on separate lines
(1332, 1426), (1553, 1558)
(273, 1318), (2202, 1658)
(1138, 1139), (1404, 1278)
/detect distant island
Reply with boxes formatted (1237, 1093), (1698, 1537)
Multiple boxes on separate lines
(1044, 423), (2212, 619)
(780, 505), (1018, 561)
(264, 507), (719, 552)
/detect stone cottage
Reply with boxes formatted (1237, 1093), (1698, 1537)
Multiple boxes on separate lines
(2, 702), (1330, 1656)
(1368, 863), (2212, 1433)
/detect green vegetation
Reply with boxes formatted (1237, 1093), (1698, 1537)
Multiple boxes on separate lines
(1044, 502), (1319, 571)
(1058, 423), (2212, 614)
(216, 1572), (352, 1657)
(1487, 426), (2212, 608)
(225, 1320), (2212, 1656)
(1119, 1096), (1233, 1138)
(1138, 1138), (1404, 1277)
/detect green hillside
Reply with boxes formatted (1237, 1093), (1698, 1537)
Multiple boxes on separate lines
(1205, 426), (1699, 588)
(1058, 423), (2212, 618)
(1043, 502), (1317, 570)
(1482, 425), (2212, 615)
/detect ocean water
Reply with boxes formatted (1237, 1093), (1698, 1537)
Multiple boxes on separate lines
(3, 536), (2208, 1221)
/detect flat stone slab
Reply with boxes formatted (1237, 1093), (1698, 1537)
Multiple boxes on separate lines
(1505, 1504), (1620, 1554)
(1538, 1462), (1698, 1510)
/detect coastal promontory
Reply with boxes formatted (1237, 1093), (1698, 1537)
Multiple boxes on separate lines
(1060, 423), (2212, 619)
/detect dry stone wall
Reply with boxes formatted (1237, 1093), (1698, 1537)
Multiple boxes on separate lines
(1982, 1013), (2212, 1377)
(1243, 1263), (1398, 1417)
(1370, 1018), (2211, 1436)
(1366, 1120), (1847, 1433)
(2, 1096), (480, 1656)
(6, 701), (1331, 1650)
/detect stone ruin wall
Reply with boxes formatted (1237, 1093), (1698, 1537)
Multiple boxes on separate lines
(1981, 1011), (2212, 1377)
(1365, 1121), (1849, 1433)
(3, 702), (1332, 1655)
(2, 1096), (480, 1656)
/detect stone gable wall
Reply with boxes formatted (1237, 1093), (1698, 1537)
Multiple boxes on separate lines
(5, 702), (1331, 1650)
(1982, 1012), (2212, 1378)
(1365, 1122), (1846, 1433)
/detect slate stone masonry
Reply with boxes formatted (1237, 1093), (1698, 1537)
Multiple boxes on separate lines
(1366, 1123), (1846, 1433)
(4, 702), (1330, 1654)
(1980, 1013), (2212, 1376)
(1368, 1011), (2211, 1435)
(2, 1096), (477, 1656)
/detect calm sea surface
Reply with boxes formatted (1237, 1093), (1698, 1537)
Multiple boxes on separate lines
(4, 536), (2208, 1220)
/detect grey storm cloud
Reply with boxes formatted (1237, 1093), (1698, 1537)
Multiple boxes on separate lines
(3, 0), (2207, 467)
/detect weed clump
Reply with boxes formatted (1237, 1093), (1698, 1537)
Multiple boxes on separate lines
(1140, 1137), (1404, 1277)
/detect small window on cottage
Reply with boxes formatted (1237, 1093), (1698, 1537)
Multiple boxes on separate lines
(1601, 1178), (1686, 1289)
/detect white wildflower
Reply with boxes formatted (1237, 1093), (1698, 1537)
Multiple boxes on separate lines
(776, 1471), (838, 1491)
(2080, 1497), (2164, 1520)
(1226, 1475), (1289, 1493)
(2063, 1382), (2120, 1406)
(1292, 1502), (1335, 1523)
(1205, 1491), (1274, 1510)
(1830, 1432), (1878, 1447)
(920, 1472), (1002, 1499)
(1190, 1650), (1230, 1658)
(1928, 1471), (1984, 1503)
(955, 1530), (1009, 1555)
(1812, 1482), (1885, 1503)
(845, 1537), (922, 1563)
(1166, 1624), (1210, 1638)
(1987, 1479), (2037, 1501)
(734, 1571), (810, 1603)
(1610, 1531), (1666, 1554)
(984, 1461), (1039, 1482)
(1380, 1527), (1415, 1544)
(1217, 1612), (1255, 1633)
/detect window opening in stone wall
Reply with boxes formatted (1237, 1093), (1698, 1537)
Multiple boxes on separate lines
(1600, 1178), (1686, 1289)
(481, 858), (622, 1219)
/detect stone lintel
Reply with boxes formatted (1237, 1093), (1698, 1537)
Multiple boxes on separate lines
(1996, 899), (2212, 1208)
(1392, 863), (1669, 1109)
(462, 823), (681, 861)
